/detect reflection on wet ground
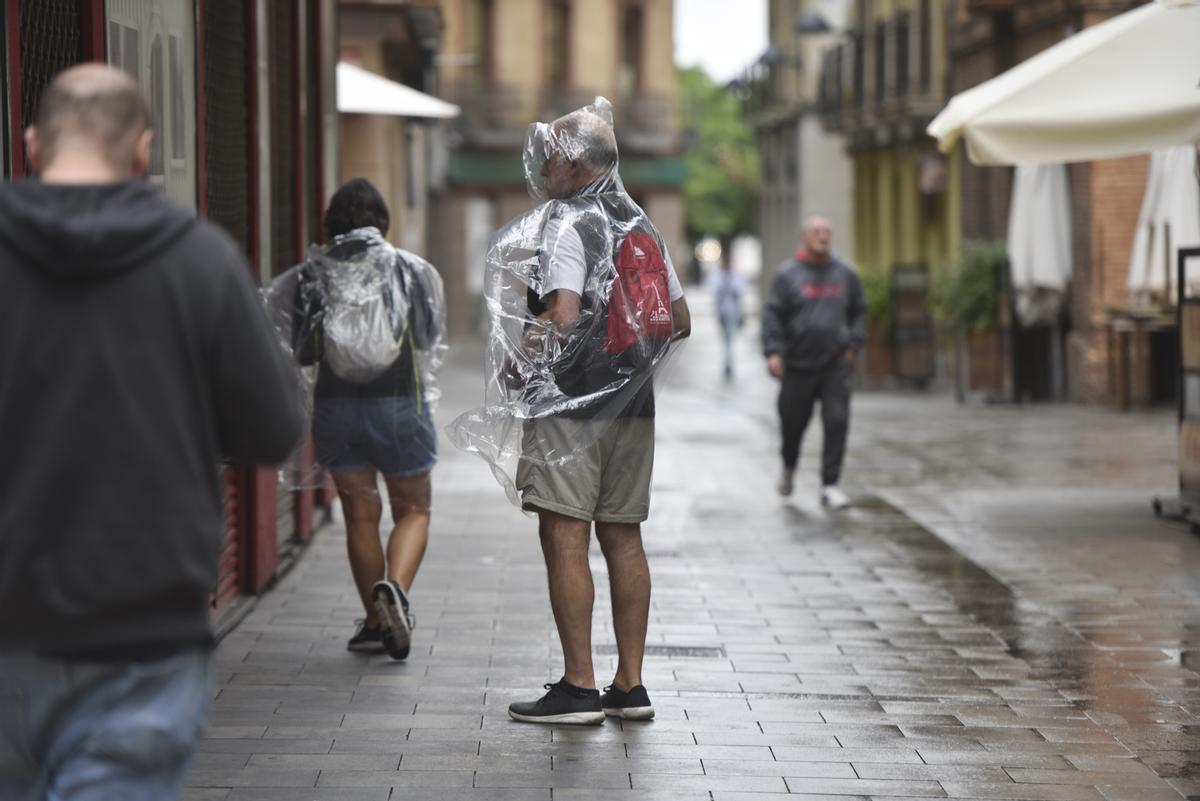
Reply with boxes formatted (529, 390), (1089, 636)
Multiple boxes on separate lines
(192, 310), (1198, 800)
(662, 308), (1199, 798)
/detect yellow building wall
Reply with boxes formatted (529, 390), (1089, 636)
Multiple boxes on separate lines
(642, 0), (676, 98)
(570, 0), (617, 99)
(853, 147), (960, 277)
(492, 0), (539, 87)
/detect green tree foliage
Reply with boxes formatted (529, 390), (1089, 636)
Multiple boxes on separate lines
(679, 67), (761, 246)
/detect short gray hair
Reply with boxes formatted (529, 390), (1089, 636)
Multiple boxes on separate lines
(554, 110), (618, 171)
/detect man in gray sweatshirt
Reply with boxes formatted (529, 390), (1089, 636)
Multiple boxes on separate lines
(762, 216), (866, 509)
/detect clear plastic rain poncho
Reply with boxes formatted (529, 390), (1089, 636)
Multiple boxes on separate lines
(263, 227), (447, 497)
(447, 97), (684, 507)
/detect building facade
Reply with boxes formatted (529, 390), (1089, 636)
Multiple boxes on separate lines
(948, 0), (1152, 404)
(815, 0), (957, 384)
(1, 0), (340, 630)
(339, 0), (446, 256)
(432, 0), (685, 337)
(745, 0), (855, 288)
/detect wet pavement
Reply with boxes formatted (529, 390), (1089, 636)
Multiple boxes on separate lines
(185, 297), (1200, 800)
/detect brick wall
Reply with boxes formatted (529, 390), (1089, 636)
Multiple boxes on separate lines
(1069, 154), (1149, 401)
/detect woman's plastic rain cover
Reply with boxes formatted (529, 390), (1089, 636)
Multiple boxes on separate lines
(262, 227), (447, 492)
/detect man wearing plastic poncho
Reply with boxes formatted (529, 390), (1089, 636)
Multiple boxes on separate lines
(449, 98), (691, 725)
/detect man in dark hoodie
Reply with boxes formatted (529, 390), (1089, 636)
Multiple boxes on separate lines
(762, 215), (866, 510)
(0, 65), (304, 800)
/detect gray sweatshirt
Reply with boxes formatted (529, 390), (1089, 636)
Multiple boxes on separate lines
(762, 255), (867, 371)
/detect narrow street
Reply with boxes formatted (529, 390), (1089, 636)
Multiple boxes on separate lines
(185, 297), (1200, 801)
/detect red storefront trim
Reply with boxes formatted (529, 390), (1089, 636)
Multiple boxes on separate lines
(81, 0), (105, 61)
(243, 0), (279, 592)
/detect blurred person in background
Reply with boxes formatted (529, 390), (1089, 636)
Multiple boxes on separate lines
(762, 216), (865, 511)
(709, 252), (745, 380)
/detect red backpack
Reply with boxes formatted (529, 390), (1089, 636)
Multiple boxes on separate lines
(603, 229), (673, 357)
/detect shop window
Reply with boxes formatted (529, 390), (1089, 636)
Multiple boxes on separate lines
(107, 0), (196, 208)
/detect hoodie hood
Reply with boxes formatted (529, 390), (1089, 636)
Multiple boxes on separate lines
(0, 179), (196, 281)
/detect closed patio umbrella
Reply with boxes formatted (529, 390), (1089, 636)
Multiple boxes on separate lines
(1127, 146), (1200, 303)
(1007, 163), (1073, 327)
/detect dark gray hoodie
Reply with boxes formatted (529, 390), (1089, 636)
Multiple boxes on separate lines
(0, 179), (305, 657)
(762, 255), (867, 371)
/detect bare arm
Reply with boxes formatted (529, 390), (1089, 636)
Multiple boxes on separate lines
(521, 288), (582, 355)
(671, 296), (691, 341)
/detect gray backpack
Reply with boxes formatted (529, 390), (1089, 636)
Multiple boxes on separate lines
(319, 244), (410, 383)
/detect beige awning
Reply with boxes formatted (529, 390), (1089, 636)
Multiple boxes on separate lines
(336, 62), (460, 119)
(927, 0), (1200, 166)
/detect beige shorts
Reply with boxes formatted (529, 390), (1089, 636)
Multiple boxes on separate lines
(516, 417), (655, 524)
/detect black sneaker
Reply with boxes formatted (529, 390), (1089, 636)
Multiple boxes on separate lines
(601, 683), (655, 720)
(371, 580), (413, 660)
(508, 680), (605, 725)
(346, 619), (384, 653)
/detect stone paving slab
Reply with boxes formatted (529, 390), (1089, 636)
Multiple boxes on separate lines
(184, 311), (1197, 800)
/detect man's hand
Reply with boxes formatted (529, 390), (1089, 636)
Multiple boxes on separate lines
(844, 349), (856, 365)
(767, 353), (784, 379)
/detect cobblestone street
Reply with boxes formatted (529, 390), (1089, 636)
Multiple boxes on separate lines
(185, 301), (1200, 801)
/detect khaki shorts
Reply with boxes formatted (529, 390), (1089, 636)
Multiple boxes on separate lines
(516, 417), (655, 524)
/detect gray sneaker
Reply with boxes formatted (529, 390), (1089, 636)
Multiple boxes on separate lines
(777, 469), (795, 497)
(371, 580), (413, 660)
(509, 680), (605, 725)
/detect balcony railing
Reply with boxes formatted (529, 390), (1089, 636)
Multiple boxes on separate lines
(815, 9), (946, 144)
(617, 93), (679, 154)
(443, 81), (678, 153)
(443, 81), (532, 149)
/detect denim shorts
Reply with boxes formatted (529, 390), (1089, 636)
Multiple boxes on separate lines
(312, 395), (437, 478)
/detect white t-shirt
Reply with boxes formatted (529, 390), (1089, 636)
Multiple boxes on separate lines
(539, 215), (684, 302)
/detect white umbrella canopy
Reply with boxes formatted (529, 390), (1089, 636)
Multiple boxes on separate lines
(927, 0), (1200, 166)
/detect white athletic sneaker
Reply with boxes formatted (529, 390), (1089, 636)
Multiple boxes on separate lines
(777, 469), (795, 497)
(821, 485), (850, 510)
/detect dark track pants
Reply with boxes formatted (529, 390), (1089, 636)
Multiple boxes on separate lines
(777, 359), (851, 486)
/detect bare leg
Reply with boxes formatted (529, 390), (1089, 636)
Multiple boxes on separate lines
(382, 473), (432, 592)
(538, 510), (596, 689)
(596, 523), (650, 690)
(333, 470), (384, 624)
